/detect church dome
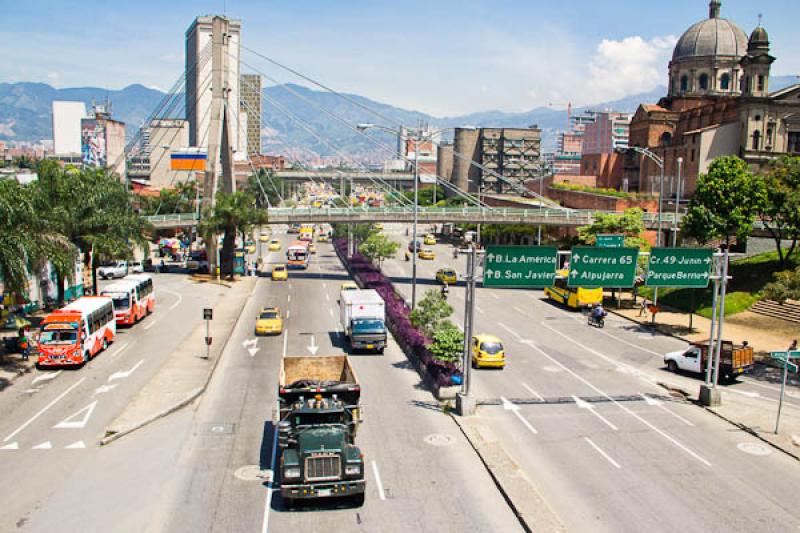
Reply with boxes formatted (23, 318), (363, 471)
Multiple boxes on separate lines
(672, 2), (748, 61)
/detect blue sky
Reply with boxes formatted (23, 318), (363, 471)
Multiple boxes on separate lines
(2, 0), (798, 116)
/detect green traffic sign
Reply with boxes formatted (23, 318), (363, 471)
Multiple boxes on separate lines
(483, 246), (558, 287)
(568, 246), (639, 288)
(646, 248), (713, 288)
(770, 351), (800, 372)
(596, 234), (624, 248)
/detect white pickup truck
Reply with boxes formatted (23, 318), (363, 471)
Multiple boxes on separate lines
(98, 261), (129, 279)
(664, 340), (754, 381)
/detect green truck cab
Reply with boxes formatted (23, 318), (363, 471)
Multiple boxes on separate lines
(278, 355), (365, 506)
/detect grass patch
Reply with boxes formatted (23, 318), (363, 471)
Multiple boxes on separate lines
(551, 182), (656, 200)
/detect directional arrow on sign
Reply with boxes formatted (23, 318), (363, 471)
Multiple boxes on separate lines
(570, 269), (578, 278)
(242, 338), (259, 357)
(108, 360), (144, 382)
(308, 335), (319, 355)
(54, 400), (98, 429)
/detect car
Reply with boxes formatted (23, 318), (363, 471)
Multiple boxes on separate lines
(272, 265), (289, 281)
(308, 243), (317, 254)
(255, 306), (283, 335)
(318, 233), (329, 242)
(436, 268), (457, 285)
(471, 334), (505, 369)
(418, 248), (435, 260)
(99, 261), (128, 279)
(424, 234), (437, 246)
(130, 261), (144, 273)
(408, 240), (422, 253)
(259, 234), (270, 243)
(374, 223), (384, 231)
(245, 242), (256, 254)
(340, 281), (359, 292)
(268, 239), (281, 252)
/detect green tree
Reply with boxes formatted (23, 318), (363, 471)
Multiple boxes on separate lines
(756, 156), (800, 267)
(682, 156), (767, 247)
(578, 208), (650, 250)
(402, 185), (444, 207)
(198, 191), (268, 279)
(358, 232), (400, 269)
(762, 267), (800, 304)
(409, 289), (453, 338)
(245, 169), (284, 208)
(428, 320), (464, 364)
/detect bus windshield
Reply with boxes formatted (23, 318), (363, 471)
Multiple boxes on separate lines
(287, 250), (308, 261)
(39, 328), (78, 345)
(104, 291), (131, 310)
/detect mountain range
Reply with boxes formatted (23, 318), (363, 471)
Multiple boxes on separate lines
(2, 76), (798, 159)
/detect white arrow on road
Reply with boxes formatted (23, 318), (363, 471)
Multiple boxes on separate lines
(501, 396), (538, 435)
(94, 384), (118, 395)
(64, 440), (86, 449)
(32, 441), (52, 449)
(32, 370), (62, 384)
(0, 442), (19, 450)
(108, 359), (144, 382)
(573, 395), (618, 431)
(54, 400), (98, 429)
(308, 335), (319, 355)
(242, 338), (259, 357)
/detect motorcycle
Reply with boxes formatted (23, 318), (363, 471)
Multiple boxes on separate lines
(440, 286), (449, 300)
(587, 313), (606, 328)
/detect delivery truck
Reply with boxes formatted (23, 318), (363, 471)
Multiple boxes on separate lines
(277, 355), (365, 507)
(339, 289), (386, 354)
(664, 340), (754, 381)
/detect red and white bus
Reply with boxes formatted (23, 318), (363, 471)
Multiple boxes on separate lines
(37, 296), (116, 366)
(101, 274), (155, 326)
(286, 240), (311, 269)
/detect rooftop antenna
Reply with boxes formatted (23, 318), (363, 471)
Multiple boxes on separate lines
(757, 13), (763, 27)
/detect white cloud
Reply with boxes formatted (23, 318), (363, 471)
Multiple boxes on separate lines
(584, 35), (677, 103)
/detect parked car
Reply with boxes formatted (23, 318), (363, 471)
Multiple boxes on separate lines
(98, 261), (129, 279)
(130, 261), (144, 273)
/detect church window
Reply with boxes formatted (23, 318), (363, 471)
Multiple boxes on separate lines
(699, 74), (709, 91)
(660, 132), (672, 146)
(757, 75), (765, 92)
(720, 73), (730, 90)
(755, 115), (761, 121)
(680, 75), (688, 92)
(752, 130), (761, 150)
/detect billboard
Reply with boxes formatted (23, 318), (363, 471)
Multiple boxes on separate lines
(81, 120), (107, 167)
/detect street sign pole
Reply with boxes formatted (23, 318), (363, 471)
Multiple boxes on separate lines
(457, 245), (483, 416)
(776, 353), (790, 434)
(712, 246), (730, 389)
(704, 254), (721, 387)
(203, 308), (213, 359)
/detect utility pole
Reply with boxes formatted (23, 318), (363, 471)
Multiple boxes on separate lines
(672, 157), (683, 247)
(457, 243), (482, 416)
(712, 246), (730, 389)
(652, 159), (665, 323)
(411, 136), (419, 310)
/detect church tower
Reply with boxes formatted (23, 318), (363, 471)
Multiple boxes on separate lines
(740, 24), (775, 98)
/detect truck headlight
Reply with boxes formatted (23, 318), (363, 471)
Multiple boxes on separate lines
(284, 467), (301, 479)
(345, 464), (361, 476)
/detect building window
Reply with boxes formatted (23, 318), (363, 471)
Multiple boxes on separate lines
(690, 149), (695, 162)
(699, 73), (709, 91)
(752, 130), (761, 150)
(789, 132), (800, 154)
(755, 115), (761, 121)
(680, 75), (689, 92)
(660, 132), (672, 146)
(758, 75), (765, 92)
(720, 73), (730, 90)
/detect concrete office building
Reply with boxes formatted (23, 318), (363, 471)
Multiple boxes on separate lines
(240, 74), (262, 155)
(451, 127), (542, 193)
(185, 15), (244, 155)
(80, 104), (126, 177)
(146, 119), (191, 189)
(52, 101), (88, 155)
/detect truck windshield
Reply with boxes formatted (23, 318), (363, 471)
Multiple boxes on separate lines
(39, 329), (78, 344)
(480, 342), (503, 354)
(352, 319), (385, 335)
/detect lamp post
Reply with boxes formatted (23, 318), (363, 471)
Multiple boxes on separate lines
(672, 157), (683, 247)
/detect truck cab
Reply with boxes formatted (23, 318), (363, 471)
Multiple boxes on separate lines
(664, 340), (754, 381)
(664, 345), (703, 374)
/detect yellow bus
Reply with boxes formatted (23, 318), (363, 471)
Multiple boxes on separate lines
(544, 269), (603, 310)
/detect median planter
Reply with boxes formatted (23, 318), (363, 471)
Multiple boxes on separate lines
(333, 238), (462, 399)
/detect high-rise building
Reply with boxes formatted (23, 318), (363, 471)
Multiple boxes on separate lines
(582, 112), (631, 155)
(240, 74), (262, 156)
(185, 15), (243, 154)
(52, 101), (88, 155)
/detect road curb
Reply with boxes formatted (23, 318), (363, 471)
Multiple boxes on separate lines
(702, 406), (800, 462)
(99, 278), (257, 446)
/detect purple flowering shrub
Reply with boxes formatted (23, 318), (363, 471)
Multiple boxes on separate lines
(333, 238), (461, 387)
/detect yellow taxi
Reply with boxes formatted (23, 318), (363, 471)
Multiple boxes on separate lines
(318, 233), (329, 242)
(340, 281), (359, 292)
(436, 268), (457, 285)
(374, 223), (384, 231)
(424, 234), (437, 246)
(471, 334), (506, 369)
(259, 234), (270, 243)
(272, 264), (289, 281)
(309, 243), (317, 254)
(246, 243), (256, 254)
(268, 239), (281, 252)
(255, 307), (283, 335)
(418, 248), (435, 260)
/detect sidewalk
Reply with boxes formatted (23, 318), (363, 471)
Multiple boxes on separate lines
(101, 276), (257, 445)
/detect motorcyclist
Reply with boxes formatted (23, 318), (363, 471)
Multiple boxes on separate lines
(441, 283), (449, 298)
(591, 304), (606, 322)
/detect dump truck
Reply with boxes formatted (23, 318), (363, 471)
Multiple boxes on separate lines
(339, 289), (386, 354)
(664, 340), (754, 381)
(277, 355), (365, 507)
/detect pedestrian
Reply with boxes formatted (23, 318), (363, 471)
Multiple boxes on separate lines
(790, 339), (798, 353)
(638, 297), (648, 317)
(18, 328), (29, 361)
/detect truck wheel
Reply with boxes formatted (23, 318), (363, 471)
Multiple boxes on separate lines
(667, 361), (678, 373)
(351, 493), (365, 507)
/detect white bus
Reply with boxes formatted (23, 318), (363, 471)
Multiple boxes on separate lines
(38, 296), (116, 366)
(101, 273), (155, 326)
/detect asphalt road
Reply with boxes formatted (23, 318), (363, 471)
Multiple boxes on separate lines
(382, 223), (800, 532)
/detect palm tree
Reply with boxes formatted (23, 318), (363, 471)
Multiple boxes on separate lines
(199, 191), (268, 279)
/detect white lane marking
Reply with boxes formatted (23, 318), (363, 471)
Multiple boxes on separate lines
(243, 338), (259, 357)
(522, 383), (545, 402)
(371, 460), (386, 501)
(501, 397), (538, 434)
(110, 342), (131, 357)
(162, 288), (183, 310)
(64, 440), (86, 449)
(287, 295), (291, 303)
(0, 442), (19, 450)
(488, 292), (500, 300)
(23, 388), (40, 394)
(107, 359), (144, 382)
(573, 395), (618, 431)
(143, 319), (158, 331)
(475, 305), (485, 314)
(94, 384), (118, 395)
(322, 282), (326, 289)
(728, 389), (760, 398)
(3, 377), (86, 442)
(32, 370), (62, 384)
(288, 283), (292, 289)
(584, 437), (621, 469)
(308, 335), (319, 355)
(282, 328), (289, 358)
(525, 340), (711, 467)
(261, 402), (280, 533)
(328, 308), (334, 318)
(286, 310), (291, 320)
(325, 293), (330, 302)
(640, 393), (695, 427)
(512, 306), (526, 315)
(32, 441), (52, 450)
(53, 400), (98, 429)
(498, 322), (521, 340)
